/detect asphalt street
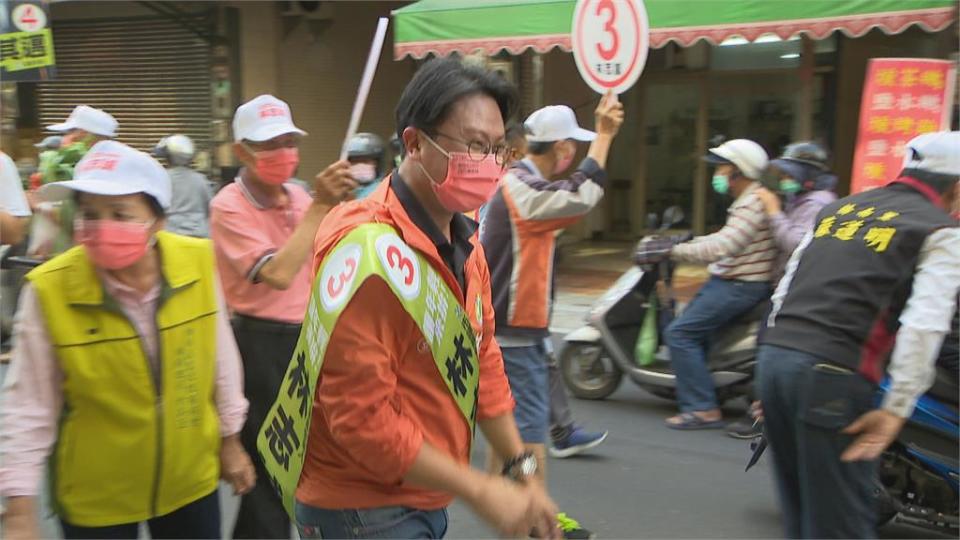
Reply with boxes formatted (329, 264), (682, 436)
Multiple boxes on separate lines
(3, 361), (950, 539)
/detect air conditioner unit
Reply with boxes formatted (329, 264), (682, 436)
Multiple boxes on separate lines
(280, 1), (334, 21)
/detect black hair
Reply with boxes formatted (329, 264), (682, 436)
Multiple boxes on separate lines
(505, 121), (526, 145)
(395, 57), (518, 141)
(527, 141), (556, 155)
(144, 194), (166, 218)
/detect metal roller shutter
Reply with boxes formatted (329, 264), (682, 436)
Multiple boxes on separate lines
(37, 16), (211, 157)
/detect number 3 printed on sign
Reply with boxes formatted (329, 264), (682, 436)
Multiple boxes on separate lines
(326, 258), (357, 297)
(386, 246), (415, 286)
(319, 244), (363, 313)
(596, 0), (619, 61)
(376, 234), (421, 300)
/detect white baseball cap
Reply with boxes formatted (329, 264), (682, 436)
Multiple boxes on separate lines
(233, 94), (307, 143)
(705, 139), (769, 180)
(901, 131), (960, 177)
(47, 105), (118, 138)
(524, 105), (596, 143)
(41, 140), (171, 210)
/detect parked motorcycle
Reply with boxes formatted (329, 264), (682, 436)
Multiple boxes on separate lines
(560, 207), (763, 402)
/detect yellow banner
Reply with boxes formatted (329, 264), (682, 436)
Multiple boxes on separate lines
(0, 28), (55, 72)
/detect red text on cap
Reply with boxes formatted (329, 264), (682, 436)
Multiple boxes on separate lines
(78, 152), (121, 173)
(259, 104), (287, 119)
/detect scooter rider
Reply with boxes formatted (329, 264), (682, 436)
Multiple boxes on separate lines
(347, 132), (387, 199)
(153, 134), (214, 238)
(758, 131), (960, 538)
(755, 141), (839, 276)
(640, 139), (774, 430)
(727, 142), (838, 439)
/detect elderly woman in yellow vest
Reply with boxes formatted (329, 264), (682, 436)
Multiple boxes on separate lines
(0, 141), (254, 540)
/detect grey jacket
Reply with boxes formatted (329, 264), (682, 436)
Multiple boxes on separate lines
(165, 166), (213, 237)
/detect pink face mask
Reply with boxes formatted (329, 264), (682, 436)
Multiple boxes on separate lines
(250, 147), (299, 185)
(552, 143), (576, 175)
(74, 219), (155, 270)
(420, 135), (502, 213)
(553, 155), (575, 175)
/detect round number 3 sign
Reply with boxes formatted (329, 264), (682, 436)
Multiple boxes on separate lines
(572, 0), (649, 95)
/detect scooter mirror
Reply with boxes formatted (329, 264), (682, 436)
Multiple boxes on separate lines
(662, 206), (684, 229)
(646, 212), (659, 230)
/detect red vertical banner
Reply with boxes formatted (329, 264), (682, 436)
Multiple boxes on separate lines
(850, 58), (956, 194)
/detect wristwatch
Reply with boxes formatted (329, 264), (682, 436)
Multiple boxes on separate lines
(501, 451), (538, 482)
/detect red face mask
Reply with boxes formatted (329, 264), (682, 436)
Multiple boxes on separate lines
(250, 147), (299, 185)
(419, 135), (502, 213)
(74, 219), (154, 270)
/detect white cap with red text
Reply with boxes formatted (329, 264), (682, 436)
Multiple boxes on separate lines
(47, 105), (118, 138)
(41, 140), (171, 210)
(232, 94), (307, 143)
(524, 105), (596, 143)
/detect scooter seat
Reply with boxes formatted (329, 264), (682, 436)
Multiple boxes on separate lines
(927, 368), (959, 406)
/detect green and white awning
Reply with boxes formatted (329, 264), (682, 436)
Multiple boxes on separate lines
(393, 0), (957, 59)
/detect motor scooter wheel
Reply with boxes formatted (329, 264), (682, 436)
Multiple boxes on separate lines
(560, 342), (623, 400)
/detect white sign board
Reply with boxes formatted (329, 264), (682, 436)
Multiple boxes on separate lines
(571, 0), (649, 95)
(11, 2), (45, 32)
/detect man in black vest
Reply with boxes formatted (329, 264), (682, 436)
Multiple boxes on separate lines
(758, 131), (960, 538)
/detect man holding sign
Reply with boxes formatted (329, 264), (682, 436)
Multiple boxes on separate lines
(257, 58), (560, 539)
(210, 94), (356, 539)
(480, 97), (624, 538)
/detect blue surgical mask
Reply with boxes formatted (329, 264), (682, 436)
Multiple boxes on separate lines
(712, 174), (730, 195)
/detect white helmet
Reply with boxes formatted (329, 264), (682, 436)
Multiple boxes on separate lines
(705, 139), (769, 180)
(153, 134), (195, 167)
(901, 131), (960, 178)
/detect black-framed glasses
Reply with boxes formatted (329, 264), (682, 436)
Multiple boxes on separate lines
(433, 132), (512, 166)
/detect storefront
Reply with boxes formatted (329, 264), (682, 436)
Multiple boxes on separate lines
(393, 0), (957, 237)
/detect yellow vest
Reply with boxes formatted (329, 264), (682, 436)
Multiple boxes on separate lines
(27, 231), (221, 527)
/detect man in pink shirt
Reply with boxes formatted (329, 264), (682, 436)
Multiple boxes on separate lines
(210, 94), (355, 539)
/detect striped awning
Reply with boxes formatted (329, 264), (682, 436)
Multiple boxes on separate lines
(393, 0), (957, 59)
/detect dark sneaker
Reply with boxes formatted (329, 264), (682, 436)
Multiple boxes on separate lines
(557, 513), (595, 540)
(550, 426), (608, 458)
(726, 417), (762, 440)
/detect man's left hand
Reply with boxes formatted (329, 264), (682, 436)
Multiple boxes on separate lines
(841, 409), (906, 462)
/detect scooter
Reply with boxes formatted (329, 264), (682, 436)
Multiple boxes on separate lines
(745, 370), (959, 534)
(874, 368), (959, 532)
(560, 207), (763, 402)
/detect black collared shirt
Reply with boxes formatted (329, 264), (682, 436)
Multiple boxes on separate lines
(391, 174), (475, 293)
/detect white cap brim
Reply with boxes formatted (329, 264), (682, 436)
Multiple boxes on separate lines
(40, 179), (150, 203)
(570, 128), (596, 142)
(46, 121), (74, 133)
(242, 123), (308, 143)
(527, 128), (596, 143)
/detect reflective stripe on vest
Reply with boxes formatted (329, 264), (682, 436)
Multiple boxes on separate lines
(257, 223), (480, 517)
(27, 232), (220, 527)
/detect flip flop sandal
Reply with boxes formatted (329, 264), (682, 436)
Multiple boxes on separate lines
(665, 412), (725, 430)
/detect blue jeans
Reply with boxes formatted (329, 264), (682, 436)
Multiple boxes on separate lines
(665, 276), (770, 412)
(501, 343), (550, 444)
(757, 345), (877, 538)
(294, 503), (448, 539)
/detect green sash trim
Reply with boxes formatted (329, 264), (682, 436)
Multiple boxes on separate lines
(256, 223), (480, 517)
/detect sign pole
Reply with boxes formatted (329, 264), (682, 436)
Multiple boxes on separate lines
(339, 17), (389, 161)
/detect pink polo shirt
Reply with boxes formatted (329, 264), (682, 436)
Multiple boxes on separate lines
(210, 178), (314, 324)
